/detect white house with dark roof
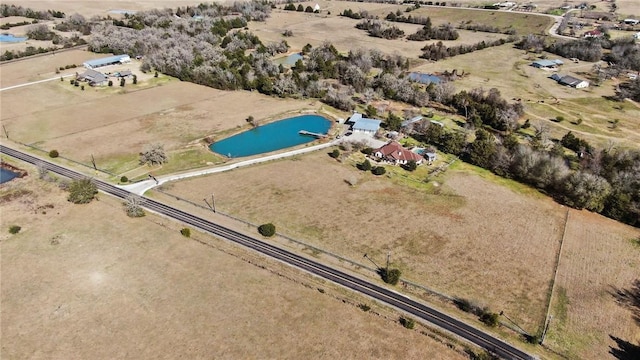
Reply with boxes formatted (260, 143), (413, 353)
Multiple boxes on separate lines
(373, 141), (423, 165)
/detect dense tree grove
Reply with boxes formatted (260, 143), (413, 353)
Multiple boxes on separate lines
(616, 78), (640, 102)
(0, 4), (63, 19)
(420, 37), (515, 61)
(355, 19), (405, 40)
(545, 38), (603, 62)
(406, 17), (459, 41)
(449, 88), (523, 131)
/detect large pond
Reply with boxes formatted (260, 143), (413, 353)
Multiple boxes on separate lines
(0, 34), (27, 43)
(0, 168), (20, 184)
(210, 114), (331, 158)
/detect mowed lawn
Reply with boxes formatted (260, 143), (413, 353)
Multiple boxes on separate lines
(0, 168), (468, 360)
(159, 150), (567, 332)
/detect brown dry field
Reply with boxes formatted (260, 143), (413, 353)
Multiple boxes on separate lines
(0, 165), (470, 360)
(1, 52), (326, 176)
(547, 210), (640, 360)
(159, 150), (567, 333)
(251, 8), (509, 59)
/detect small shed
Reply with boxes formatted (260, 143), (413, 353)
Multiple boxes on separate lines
(424, 152), (437, 163)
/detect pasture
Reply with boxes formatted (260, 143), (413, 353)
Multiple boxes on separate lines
(0, 51), (327, 178)
(0, 167), (468, 360)
(412, 44), (640, 149)
(548, 210), (640, 359)
(156, 149), (567, 333)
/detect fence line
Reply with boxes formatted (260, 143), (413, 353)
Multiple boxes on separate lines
(15, 141), (114, 176)
(542, 208), (570, 333)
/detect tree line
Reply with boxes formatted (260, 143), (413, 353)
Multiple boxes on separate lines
(0, 4), (64, 19)
(405, 87), (639, 227)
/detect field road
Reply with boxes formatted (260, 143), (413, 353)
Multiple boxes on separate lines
(0, 74), (75, 92)
(0, 144), (537, 360)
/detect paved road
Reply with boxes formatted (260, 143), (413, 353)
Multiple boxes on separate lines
(1, 144), (536, 360)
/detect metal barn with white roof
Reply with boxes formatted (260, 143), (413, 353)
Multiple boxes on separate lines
(83, 55), (131, 69)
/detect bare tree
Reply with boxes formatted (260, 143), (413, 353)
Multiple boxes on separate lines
(139, 144), (168, 165)
(124, 194), (146, 217)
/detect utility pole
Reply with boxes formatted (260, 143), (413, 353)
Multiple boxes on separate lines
(386, 251), (391, 271)
(499, 311), (531, 338)
(211, 193), (216, 213)
(363, 254), (381, 270)
(203, 198), (214, 212)
(90, 154), (97, 170)
(2, 125), (8, 139)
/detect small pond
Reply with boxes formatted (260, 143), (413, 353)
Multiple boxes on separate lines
(0, 168), (20, 184)
(408, 72), (442, 85)
(210, 115), (331, 158)
(0, 34), (27, 43)
(274, 53), (303, 66)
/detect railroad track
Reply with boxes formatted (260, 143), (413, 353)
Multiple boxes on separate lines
(1, 145), (536, 360)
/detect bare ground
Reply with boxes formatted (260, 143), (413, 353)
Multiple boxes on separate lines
(0, 163), (469, 360)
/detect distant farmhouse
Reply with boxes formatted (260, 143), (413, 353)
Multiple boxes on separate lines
(83, 55), (131, 69)
(77, 69), (109, 86)
(531, 59), (564, 69)
(550, 74), (589, 88)
(348, 112), (382, 135)
(583, 29), (603, 38)
(373, 141), (423, 166)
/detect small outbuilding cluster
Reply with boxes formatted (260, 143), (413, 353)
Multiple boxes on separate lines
(550, 74), (589, 88)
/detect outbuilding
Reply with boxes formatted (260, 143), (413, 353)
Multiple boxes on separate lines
(551, 74), (589, 88)
(531, 59), (564, 69)
(83, 55), (131, 69)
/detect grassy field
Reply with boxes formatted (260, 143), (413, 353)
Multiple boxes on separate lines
(546, 210), (640, 359)
(2, 1), (639, 359)
(412, 44), (640, 149)
(250, 9), (508, 60)
(0, 163), (470, 360)
(0, 52), (327, 179)
(157, 149), (567, 333)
